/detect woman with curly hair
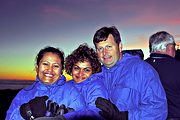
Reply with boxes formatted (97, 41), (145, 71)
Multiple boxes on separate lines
(65, 43), (108, 119)
(65, 43), (101, 83)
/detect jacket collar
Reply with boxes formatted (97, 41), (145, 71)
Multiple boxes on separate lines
(35, 75), (66, 89)
(150, 53), (174, 59)
(102, 53), (136, 72)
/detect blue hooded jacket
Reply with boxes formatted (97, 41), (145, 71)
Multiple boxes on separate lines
(99, 53), (168, 120)
(66, 74), (108, 119)
(6, 75), (85, 120)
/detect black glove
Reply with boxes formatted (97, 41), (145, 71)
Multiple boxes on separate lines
(95, 97), (128, 120)
(20, 96), (49, 120)
(20, 103), (34, 120)
(46, 100), (59, 117)
(46, 100), (75, 117)
(56, 104), (68, 115)
(66, 107), (75, 113)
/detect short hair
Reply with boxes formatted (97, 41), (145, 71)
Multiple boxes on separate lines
(65, 43), (101, 75)
(35, 46), (64, 70)
(149, 31), (175, 53)
(93, 26), (121, 47)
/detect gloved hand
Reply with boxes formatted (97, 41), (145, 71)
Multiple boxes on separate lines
(20, 96), (49, 120)
(46, 100), (75, 117)
(95, 97), (128, 120)
(66, 107), (75, 113)
(20, 103), (34, 120)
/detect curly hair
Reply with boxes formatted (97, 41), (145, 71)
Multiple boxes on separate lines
(65, 43), (101, 75)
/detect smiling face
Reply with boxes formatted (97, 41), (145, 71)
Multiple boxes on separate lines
(96, 34), (122, 68)
(72, 61), (93, 83)
(36, 52), (62, 85)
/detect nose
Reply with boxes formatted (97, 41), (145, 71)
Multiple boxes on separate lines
(103, 48), (108, 55)
(47, 65), (53, 72)
(78, 69), (84, 77)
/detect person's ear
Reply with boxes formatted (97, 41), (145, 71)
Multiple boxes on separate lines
(166, 44), (172, 54)
(35, 65), (39, 73)
(119, 42), (123, 52)
(166, 44), (176, 57)
(70, 71), (72, 76)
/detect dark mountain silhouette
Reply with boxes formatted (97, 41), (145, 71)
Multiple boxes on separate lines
(0, 80), (34, 119)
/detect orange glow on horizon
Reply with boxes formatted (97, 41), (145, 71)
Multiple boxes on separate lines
(0, 73), (36, 80)
(0, 70), (73, 81)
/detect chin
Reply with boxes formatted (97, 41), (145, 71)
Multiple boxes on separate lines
(74, 80), (81, 83)
(44, 81), (52, 85)
(75, 79), (85, 83)
(42, 79), (54, 85)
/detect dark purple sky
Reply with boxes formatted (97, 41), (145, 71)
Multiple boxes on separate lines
(0, 0), (180, 80)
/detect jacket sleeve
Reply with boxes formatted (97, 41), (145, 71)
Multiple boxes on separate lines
(64, 79), (105, 120)
(65, 84), (86, 111)
(6, 90), (26, 120)
(83, 78), (108, 111)
(129, 62), (168, 120)
(111, 61), (168, 120)
(62, 84), (86, 120)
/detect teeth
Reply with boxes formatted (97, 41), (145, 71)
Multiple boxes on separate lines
(103, 55), (110, 59)
(76, 76), (85, 81)
(45, 74), (53, 77)
(104, 56), (110, 59)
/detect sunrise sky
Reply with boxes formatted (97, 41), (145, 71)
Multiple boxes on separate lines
(0, 0), (180, 80)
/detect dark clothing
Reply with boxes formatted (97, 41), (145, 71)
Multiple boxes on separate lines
(145, 53), (180, 118)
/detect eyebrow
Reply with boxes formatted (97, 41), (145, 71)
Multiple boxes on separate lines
(41, 61), (60, 64)
(73, 65), (92, 69)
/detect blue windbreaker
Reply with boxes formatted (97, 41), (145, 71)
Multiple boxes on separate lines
(100, 53), (168, 120)
(67, 75), (108, 110)
(66, 75), (108, 119)
(6, 75), (85, 120)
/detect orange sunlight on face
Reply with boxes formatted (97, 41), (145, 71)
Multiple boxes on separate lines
(36, 52), (62, 85)
(72, 61), (92, 83)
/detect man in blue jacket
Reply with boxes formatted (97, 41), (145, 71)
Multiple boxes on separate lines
(93, 26), (168, 120)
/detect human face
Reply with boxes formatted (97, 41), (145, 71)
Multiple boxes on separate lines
(36, 52), (62, 85)
(72, 61), (93, 83)
(95, 34), (122, 68)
